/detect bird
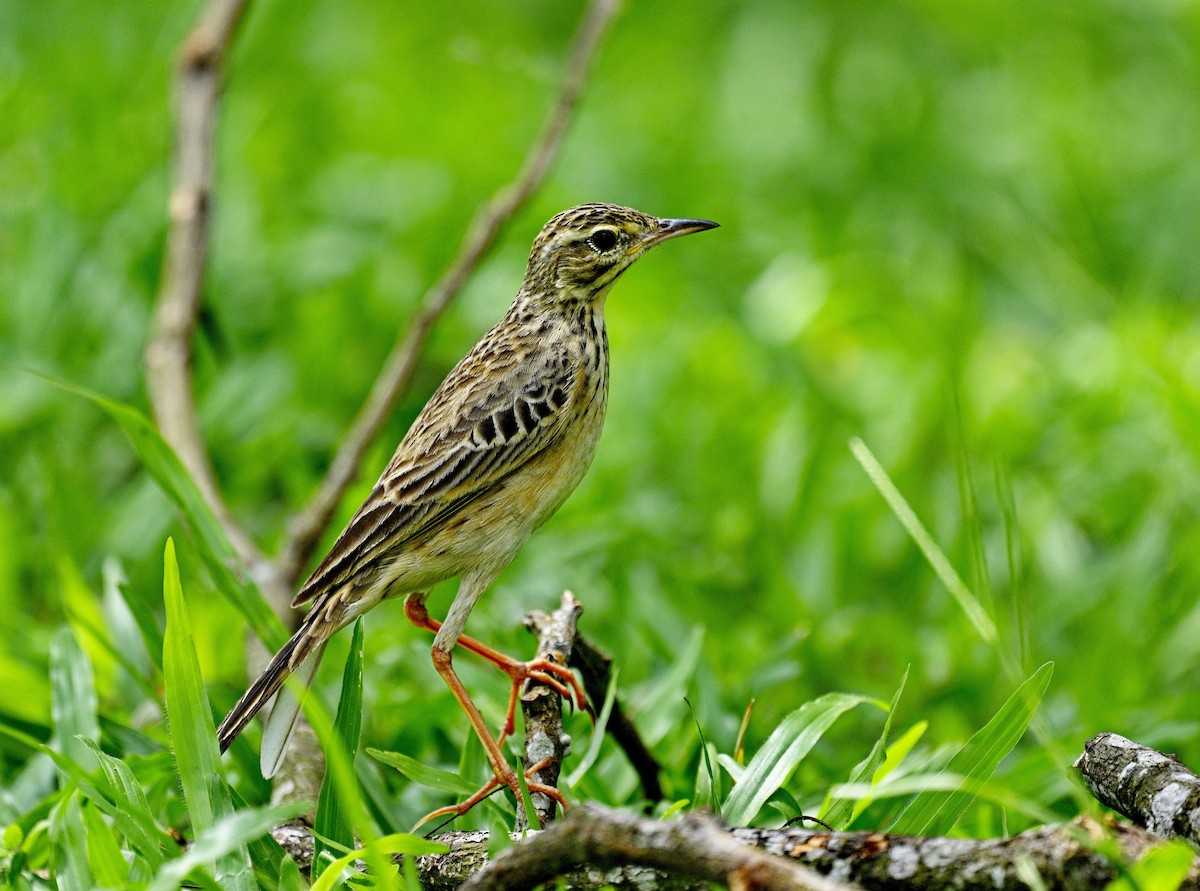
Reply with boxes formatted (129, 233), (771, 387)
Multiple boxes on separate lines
(216, 203), (718, 821)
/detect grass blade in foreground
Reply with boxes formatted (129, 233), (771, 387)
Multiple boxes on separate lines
(78, 738), (169, 869)
(162, 539), (255, 891)
(308, 834), (449, 891)
(36, 372), (287, 652)
(1105, 839), (1195, 891)
(366, 748), (478, 796)
(0, 722), (175, 869)
(889, 662), (1053, 836)
(49, 626), (100, 773)
(820, 668), (908, 830)
(313, 619), (364, 875)
(850, 437), (997, 643)
(48, 789), (88, 891)
(146, 802), (306, 891)
(81, 799), (130, 887)
(722, 692), (872, 827)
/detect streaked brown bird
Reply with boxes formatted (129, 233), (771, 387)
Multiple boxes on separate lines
(217, 203), (717, 821)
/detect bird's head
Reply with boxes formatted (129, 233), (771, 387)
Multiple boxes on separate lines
(522, 203), (718, 304)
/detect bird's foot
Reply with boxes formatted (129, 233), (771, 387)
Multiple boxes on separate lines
(411, 759), (566, 832)
(495, 657), (592, 747)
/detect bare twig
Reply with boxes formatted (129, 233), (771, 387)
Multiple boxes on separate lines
(145, 0), (262, 570)
(1076, 732), (1200, 847)
(276, 0), (624, 588)
(570, 633), (664, 802)
(518, 591), (584, 830)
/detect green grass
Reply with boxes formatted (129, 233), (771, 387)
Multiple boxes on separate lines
(5, 0), (1200, 885)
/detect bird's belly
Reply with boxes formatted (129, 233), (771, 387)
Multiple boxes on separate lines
(379, 404), (606, 594)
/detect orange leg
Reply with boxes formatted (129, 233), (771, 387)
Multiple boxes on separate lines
(411, 757), (562, 832)
(404, 598), (591, 746)
(412, 645), (565, 830)
(404, 597), (587, 828)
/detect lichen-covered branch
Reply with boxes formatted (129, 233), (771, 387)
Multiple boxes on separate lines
(517, 591), (584, 830)
(400, 811), (1196, 891)
(1076, 732), (1200, 847)
(464, 805), (847, 891)
(276, 0), (625, 588)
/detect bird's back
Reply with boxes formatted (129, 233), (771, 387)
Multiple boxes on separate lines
(291, 295), (609, 611)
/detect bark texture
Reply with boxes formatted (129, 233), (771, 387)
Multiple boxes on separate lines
(1076, 731), (1200, 847)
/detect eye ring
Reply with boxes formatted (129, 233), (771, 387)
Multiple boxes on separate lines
(587, 228), (619, 252)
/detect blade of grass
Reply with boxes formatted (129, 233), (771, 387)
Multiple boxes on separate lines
(49, 626), (99, 773)
(722, 692), (872, 827)
(821, 668), (908, 829)
(888, 662), (1053, 835)
(1015, 855), (1050, 891)
(366, 748), (477, 796)
(849, 437), (997, 642)
(307, 834), (448, 891)
(831, 773), (1061, 826)
(82, 799), (130, 888)
(35, 372), (287, 652)
(637, 626), (704, 747)
(99, 556), (156, 700)
(108, 556), (166, 673)
(848, 720), (928, 825)
(78, 738), (169, 869)
(161, 539), (255, 891)
(565, 665), (618, 789)
(313, 619), (364, 874)
(64, 600), (158, 704)
(277, 854), (309, 891)
(1104, 839), (1195, 891)
(287, 664), (390, 879)
(514, 756), (539, 830)
(228, 785), (296, 891)
(145, 802), (306, 891)
(687, 697), (720, 817)
(48, 789), (89, 891)
(0, 723), (172, 869)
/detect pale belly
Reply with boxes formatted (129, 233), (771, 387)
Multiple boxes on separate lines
(375, 399), (607, 599)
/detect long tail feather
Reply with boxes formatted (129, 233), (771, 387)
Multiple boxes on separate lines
(260, 640), (326, 779)
(216, 612), (328, 756)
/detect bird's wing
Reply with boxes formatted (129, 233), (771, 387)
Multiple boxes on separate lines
(292, 332), (579, 607)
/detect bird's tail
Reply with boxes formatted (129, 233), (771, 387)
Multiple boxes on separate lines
(216, 608), (330, 773)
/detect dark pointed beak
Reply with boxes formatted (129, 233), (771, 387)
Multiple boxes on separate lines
(633, 217), (720, 253)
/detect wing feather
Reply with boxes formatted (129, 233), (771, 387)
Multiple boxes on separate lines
(292, 341), (577, 607)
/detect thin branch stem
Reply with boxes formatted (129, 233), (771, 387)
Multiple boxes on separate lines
(145, 0), (261, 569)
(276, 0), (624, 587)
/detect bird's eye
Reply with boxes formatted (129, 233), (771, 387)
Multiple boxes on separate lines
(588, 228), (618, 252)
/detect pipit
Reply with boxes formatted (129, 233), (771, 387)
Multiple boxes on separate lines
(217, 203), (717, 821)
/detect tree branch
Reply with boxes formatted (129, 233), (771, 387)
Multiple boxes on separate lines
(432, 814), (1200, 891)
(276, 0), (624, 588)
(1076, 732), (1200, 847)
(517, 591), (584, 831)
(570, 632), (663, 802)
(464, 805), (848, 891)
(144, 0), (261, 570)
(269, 811), (1200, 891)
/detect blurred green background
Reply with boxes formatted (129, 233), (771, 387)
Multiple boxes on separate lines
(4, 0), (1200, 838)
